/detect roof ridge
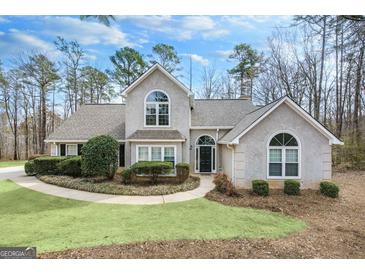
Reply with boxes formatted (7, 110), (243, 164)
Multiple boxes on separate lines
(245, 96), (285, 115)
(195, 98), (250, 101)
(84, 103), (125, 105)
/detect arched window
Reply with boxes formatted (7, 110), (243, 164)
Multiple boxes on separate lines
(268, 133), (300, 178)
(196, 135), (215, 146)
(145, 90), (169, 126)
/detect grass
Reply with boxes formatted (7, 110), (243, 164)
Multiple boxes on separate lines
(0, 179), (306, 253)
(0, 160), (27, 168)
(38, 175), (200, 196)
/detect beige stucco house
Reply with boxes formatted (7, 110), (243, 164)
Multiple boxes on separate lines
(45, 64), (343, 189)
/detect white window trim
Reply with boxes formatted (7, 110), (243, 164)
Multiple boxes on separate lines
(50, 143), (58, 156)
(195, 134), (217, 174)
(144, 90), (171, 128)
(136, 145), (177, 165)
(266, 131), (301, 179)
(66, 144), (78, 156)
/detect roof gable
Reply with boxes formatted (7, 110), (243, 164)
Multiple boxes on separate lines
(122, 64), (191, 97)
(219, 96), (343, 145)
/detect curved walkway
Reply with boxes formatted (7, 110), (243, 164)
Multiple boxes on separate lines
(0, 167), (215, 205)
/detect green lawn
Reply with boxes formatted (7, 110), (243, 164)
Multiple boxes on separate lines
(0, 160), (27, 168)
(0, 179), (306, 253)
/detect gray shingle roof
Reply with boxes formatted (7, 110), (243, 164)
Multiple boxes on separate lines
(46, 104), (125, 141)
(127, 130), (186, 140)
(191, 99), (257, 127)
(218, 99), (281, 143)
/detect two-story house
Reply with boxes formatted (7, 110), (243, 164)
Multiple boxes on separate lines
(45, 64), (343, 188)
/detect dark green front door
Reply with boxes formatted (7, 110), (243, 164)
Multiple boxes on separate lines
(199, 146), (212, 172)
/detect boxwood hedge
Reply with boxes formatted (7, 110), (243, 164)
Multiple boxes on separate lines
(252, 180), (269, 196)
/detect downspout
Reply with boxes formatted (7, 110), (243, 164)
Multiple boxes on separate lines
(226, 143), (235, 185)
(216, 129), (219, 172)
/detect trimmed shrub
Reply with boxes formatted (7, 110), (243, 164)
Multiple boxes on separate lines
(81, 135), (119, 179)
(213, 173), (239, 196)
(176, 162), (190, 183)
(320, 181), (339, 198)
(57, 156), (81, 177)
(252, 180), (269, 196)
(33, 156), (67, 175)
(284, 179), (301, 195)
(121, 168), (134, 184)
(130, 161), (173, 184)
(24, 160), (36, 176)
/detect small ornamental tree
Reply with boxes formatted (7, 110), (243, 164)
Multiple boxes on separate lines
(81, 135), (119, 179)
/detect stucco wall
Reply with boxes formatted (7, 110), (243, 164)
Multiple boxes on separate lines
(221, 144), (233, 178)
(124, 69), (190, 166)
(233, 103), (331, 189)
(189, 129), (229, 172)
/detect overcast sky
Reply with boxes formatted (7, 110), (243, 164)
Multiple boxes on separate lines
(0, 15), (293, 93)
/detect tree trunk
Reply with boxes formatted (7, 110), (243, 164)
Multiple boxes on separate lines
(24, 105), (29, 160)
(40, 85), (47, 154)
(13, 94), (18, 160)
(353, 44), (364, 144)
(315, 16), (327, 120)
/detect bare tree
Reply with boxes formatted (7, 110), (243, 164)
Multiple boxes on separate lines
(200, 65), (220, 99)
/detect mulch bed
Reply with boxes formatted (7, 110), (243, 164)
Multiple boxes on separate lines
(41, 171), (365, 259)
(38, 175), (200, 196)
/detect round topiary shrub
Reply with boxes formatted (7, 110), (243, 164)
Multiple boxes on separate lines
(252, 180), (269, 196)
(320, 181), (339, 198)
(57, 156), (82, 177)
(24, 160), (36, 176)
(81, 135), (119, 179)
(284, 179), (301, 195)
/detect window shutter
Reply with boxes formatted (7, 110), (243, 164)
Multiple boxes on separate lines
(60, 144), (66, 156)
(77, 144), (83, 156)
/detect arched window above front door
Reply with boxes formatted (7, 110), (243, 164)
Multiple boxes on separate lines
(268, 133), (300, 178)
(145, 90), (169, 126)
(196, 135), (215, 146)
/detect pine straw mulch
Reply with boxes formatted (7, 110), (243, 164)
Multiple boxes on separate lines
(41, 171), (365, 259)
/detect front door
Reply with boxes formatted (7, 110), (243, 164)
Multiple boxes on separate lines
(199, 146), (212, 172)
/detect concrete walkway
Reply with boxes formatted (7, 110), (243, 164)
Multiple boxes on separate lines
(0, 167), (215, 205)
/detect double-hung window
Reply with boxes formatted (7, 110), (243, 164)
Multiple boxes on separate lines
(138, 146), (149, 161)
(268, 133), (299, 178)
(145, 91), (169, 126)
(137, 145), (176, 167)
(66, 144), (78, 156)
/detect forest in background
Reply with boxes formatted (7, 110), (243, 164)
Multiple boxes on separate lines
(0, 15), (364, 169)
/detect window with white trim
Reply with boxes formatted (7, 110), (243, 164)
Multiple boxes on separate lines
(137, 145), (176, 167)
(164, 147), (175, 166)
(138, 146), (149, 161)
(145, 91), (169, 126)
(268, 133), (299, 178)
(50, 144), (58, 156)
(66, 144), (78, 156)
